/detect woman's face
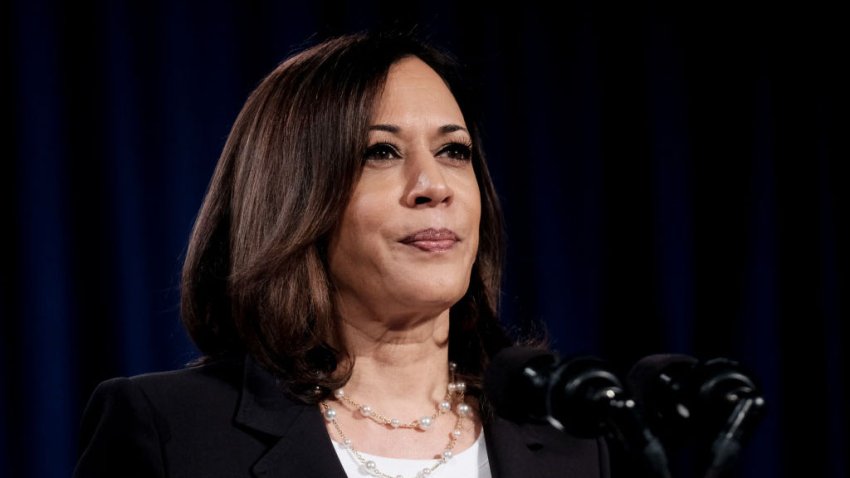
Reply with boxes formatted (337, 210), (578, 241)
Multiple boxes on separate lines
(327, 56), (481, 324)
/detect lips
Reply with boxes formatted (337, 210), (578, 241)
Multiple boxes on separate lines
(399, 228), (459, 252)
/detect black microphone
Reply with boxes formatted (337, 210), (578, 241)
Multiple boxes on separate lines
(627, 354), (766, 478)
(485, 346), (672, 478)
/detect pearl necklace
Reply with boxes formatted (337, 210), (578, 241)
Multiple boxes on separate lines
(320, 362), (473, 478)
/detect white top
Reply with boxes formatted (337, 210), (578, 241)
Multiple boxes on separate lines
(331, 432), (492, 478)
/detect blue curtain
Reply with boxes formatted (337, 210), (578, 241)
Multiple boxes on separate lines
(4, 1), (846, 477)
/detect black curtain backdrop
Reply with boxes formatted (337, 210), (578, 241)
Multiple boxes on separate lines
(3, 1), (847, 477)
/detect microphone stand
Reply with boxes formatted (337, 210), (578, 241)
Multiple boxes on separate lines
(702, 394), (765, 478)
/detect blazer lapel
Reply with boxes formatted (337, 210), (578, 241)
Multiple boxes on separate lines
(231, 357), (605, 478)
(233, 356), (347, 478)
(484, 415), (540, 478)
(250, 410), (348, 478)
(485, 414), (606, 478)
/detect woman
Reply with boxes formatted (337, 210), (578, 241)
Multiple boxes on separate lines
(74, 29), (609, 478)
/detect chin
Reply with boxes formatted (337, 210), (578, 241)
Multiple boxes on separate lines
(392, 275), (471, 310)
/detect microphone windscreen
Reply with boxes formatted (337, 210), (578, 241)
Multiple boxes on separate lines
(626, 354), (697, 402)
(484, 346), (555, 420)
(626, 354), (699, 438)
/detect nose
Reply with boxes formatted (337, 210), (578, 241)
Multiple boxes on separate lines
(404, 151), (453, 208)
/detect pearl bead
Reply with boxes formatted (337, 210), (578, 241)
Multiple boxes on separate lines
(449, 362), (457, 371)
(456, 381), (466, 392)
(366, 460), (376, 469)
(452, 429), (462, 438)
(390, 418), (401, 428)
(343, 438), (352, 447)
(334, 389), (345, 398)
(360, 405), (373, 417)
(439, 400), (451, 412)
(324, 407), (337, 421)
(442, 450), (453, 459)
(447, 383), (457, 392)
(419, 416), (433, 429)
(457, 403), (471, 416)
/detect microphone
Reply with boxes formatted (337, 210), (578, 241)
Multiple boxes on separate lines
(627, 354), (766, 478)
(485, 346), (671, 478)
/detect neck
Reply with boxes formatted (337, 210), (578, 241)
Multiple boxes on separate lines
(337, 309), (451, 414)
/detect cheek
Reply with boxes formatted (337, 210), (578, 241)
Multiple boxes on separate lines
(333, 191), (393, 267)
(342, 195), (388, 239)
(471, 181), (484, 262)
(453, 176), (482, 269)
(466, 178), (482, 238)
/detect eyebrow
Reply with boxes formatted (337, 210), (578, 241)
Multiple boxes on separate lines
(368, 124), (469, 135)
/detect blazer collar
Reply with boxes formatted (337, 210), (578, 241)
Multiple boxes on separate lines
(232, 355), (596, 478)
(234, 355), (348, 478)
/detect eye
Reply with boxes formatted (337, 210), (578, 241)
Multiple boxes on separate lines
(363, 143), (401, 161)
(437, 141), (473, 161)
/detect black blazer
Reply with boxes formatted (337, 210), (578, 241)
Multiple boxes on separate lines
(74, 355), (610, 477)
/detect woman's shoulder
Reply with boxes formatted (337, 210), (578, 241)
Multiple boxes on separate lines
(80, 354), (250, 440)
(74, 355), (311, 477)
(120, 355), (244, 396)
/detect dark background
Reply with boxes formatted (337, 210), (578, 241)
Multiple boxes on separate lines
(3, 1), (847, 477)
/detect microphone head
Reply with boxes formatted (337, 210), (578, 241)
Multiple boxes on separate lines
(627, 354), (699, 436)
(548, 356), (626, 438)
(485, 346), (629, 439)
(485, 346), (556, 423)
(689, 357), (762, 425)
(628, 354), (763, 438)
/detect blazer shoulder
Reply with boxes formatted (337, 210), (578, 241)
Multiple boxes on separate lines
(74, 356), (253, 478)
(124, 355), (245, 406)
(75, 376), (168, 477)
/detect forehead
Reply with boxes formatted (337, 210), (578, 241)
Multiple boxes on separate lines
(371, 56), (466, 128)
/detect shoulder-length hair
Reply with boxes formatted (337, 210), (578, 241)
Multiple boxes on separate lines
(181, 28), (511, 403)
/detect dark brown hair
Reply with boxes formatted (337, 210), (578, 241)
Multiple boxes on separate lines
(180, 28), (511, 403)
